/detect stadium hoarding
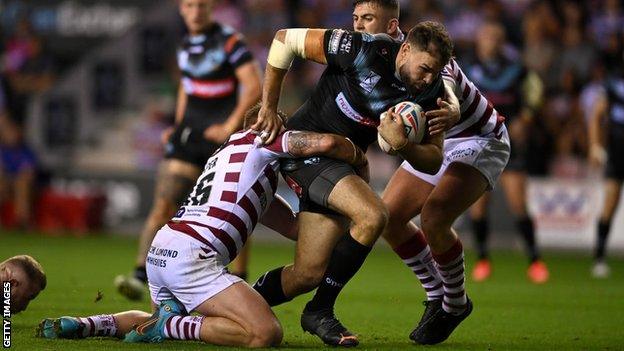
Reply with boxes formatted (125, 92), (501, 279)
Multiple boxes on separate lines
(528, 177), (624, 250)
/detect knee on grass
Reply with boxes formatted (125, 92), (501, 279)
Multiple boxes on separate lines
(246, 321), (283, 348)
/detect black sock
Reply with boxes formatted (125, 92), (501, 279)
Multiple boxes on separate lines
(595, 220), (611, 261)
(516, 216), (539, 263)
(133, 266), (147, 283)
(471, 218), (489, 260)
(252, 267), (292, 306)
(305, 234), (372, 312)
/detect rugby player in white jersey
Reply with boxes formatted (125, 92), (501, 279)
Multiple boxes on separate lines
(349, 0), (510, 345)
(37, 105), (368, 348)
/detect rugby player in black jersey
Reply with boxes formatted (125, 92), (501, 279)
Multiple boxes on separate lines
(588, 56), (624, 278)
(115, 0), (261, 299)
(251, 21), (454, 346)
(465, 21), (549, 284)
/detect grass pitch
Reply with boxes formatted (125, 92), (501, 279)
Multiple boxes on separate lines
(1, 231), (623, 350)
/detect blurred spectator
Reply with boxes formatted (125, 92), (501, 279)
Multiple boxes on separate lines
(0, 115), (38, 230)
(522, 1), (561, 92)
(132, 98), (173, 172)
(2, 18), (55, 125)
(590, 0), (624, 50)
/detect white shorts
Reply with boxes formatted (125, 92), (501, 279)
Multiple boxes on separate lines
(401, 129), (510, 190)
(146, 226), (242, 313)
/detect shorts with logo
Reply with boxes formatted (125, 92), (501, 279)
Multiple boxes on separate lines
(281, 157), (355, 215)
(401, 128), (511, 190)
(165, 124), (221, 169)
(146, 226), (242, 313)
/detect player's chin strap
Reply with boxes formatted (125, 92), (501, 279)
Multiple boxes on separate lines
(267, 28), (309, 69)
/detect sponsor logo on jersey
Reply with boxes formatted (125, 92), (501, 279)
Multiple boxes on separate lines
(359, 71), (381, 93)
(182, 77), (236, 98)
(328, 29), (346, 54)
(339, 33), (353, 53)
(335, 92), (378, 127)
(174, 207), (186, 218)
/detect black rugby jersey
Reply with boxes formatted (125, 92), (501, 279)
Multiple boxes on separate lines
(286, 30), (443, 150)
(178, 23), (254, 130)
(463, 54), (526, 121)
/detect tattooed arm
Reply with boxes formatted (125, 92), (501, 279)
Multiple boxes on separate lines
(287, 131), (367, 167)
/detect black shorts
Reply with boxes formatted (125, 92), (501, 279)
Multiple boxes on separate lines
(281, 157), (355, 215)
(505, 138), (528, 172)
(606, 130), (624, 181)
(164, 125), (221, 168)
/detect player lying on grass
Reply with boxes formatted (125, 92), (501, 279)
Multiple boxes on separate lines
(36, 104), (368, 348)
(1, 255), (46, 313)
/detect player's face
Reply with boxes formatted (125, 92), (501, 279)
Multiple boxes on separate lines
(476, 24), (504, 59)
(180, 0), (214, 35)
(1, 266), (38, 314)
(353, 3), (389, 35)
(397, 44), (442, 94)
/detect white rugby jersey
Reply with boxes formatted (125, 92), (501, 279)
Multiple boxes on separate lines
(167, 130), (292, 264)
(442, 58), (506, 139)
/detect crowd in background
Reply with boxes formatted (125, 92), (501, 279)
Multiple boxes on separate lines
(0, 0), (623, 228)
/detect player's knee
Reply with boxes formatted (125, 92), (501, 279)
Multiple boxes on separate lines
(248, 320), (283, 347)
(356, 205), (388, 237)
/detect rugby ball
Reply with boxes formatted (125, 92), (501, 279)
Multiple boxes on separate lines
(378, 101), (426, 154)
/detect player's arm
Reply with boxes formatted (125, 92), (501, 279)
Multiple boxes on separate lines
(251, 28), (328, 144)
(260, 194), (298, 241)
(204, 61), (262, 143)
(425, 79), (461, 135)
(588, 92), (608, 168)
(161, 82), (188, 145)
(378, 107), (443, 175)
(287, 131), (367, 168)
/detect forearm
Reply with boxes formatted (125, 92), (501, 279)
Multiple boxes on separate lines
(260, 195), (298, 241)
(261, 65), (288, 110)
(399, 144), (443, 175)
(174, 84), (187, 125)
(288, 132), (366, 167)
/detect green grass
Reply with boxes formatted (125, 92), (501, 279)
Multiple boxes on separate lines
(1, 231), (623, 350)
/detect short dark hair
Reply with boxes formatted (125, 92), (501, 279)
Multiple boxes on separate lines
(7, 255), (47, 292)
(243, 103), (288, 130)
(352, 0), (399, 17)
(406, 21), (453, 66)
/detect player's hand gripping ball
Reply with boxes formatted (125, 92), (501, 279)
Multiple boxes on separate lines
(378, 101), (426, 155)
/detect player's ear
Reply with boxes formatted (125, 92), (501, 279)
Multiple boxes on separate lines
(387, 18), (399, 35)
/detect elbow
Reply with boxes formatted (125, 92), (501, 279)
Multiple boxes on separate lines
(275, 29), (287, 42)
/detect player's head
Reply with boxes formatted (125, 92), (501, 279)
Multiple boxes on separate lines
(179, 0), (215, 35)
(476, 20), (506, 59)
(0, 255), (46, 314)
(396, 21), (453, 94)
(243, 103), (288, 130)
(352, 0), (399, 36)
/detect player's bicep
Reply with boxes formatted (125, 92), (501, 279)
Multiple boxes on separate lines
(304, 29), (328, 65)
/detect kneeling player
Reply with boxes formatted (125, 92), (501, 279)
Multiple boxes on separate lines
(37, 105), (368, 348)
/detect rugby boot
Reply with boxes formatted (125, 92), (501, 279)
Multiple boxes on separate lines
(114, 274), (145, 301)
(527, 260), (549, 284)
(410, 297), (473, 345)
(411, 299), (442, 337)
(301, 308), (358, 347)
(37, 317), (86, 339)
(124, 299), (186, 343)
